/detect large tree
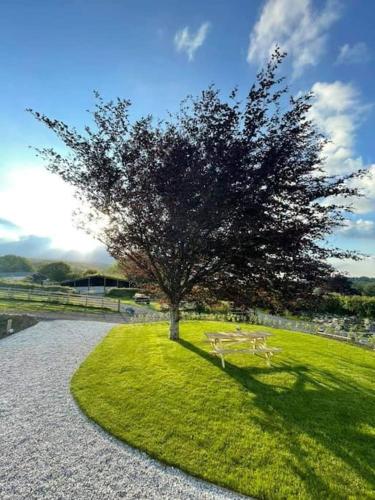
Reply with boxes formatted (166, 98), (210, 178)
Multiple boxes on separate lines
(30, 51), (361, 339)
(38, 261), (72, 282)
(0, 255), (33, 273)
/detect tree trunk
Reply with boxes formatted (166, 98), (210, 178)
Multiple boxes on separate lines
(169, 303), (180, 340)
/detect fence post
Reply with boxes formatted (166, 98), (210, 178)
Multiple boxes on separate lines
(6, 319), (12, 334)
(118, 299), (120, 312)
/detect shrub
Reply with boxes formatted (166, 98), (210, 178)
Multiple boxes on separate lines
(106, 288), (139, 299)
(210, 301), (231, 314)
(319, 293), (375, 319)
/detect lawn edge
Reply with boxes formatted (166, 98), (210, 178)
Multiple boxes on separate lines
(69, 321), (374, 499)
(69, 322), (253, 498)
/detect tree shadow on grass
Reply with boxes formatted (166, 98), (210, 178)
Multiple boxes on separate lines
(178, 338), (375, 498)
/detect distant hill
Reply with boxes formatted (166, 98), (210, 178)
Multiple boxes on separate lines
(0, 255), (33, 273)
(0, 254), (119, 280)
(351, 277), (375, 296)
(27, 257), (110, 272)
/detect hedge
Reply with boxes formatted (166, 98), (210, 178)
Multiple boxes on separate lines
(106, 288), (139, 299)
(319, 293), (375, 319)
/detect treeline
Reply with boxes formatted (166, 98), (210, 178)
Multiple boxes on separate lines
(351, 277), (375, 297)
(242, 274), (375, 320)
(298, 275), (375, 319)
(317, 293), (375, 319)
(0, 254), (118, 283)
(0, 255), (33, 273)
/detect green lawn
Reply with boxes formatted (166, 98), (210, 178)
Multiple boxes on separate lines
(0, 298), (113, 315)
(71, 321), (375, 499)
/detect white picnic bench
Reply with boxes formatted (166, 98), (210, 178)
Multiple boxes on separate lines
(205, 330), (281, 368)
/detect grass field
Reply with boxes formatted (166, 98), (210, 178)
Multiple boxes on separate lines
(71, 321), (375, 499)
(0, 298), (114, 315)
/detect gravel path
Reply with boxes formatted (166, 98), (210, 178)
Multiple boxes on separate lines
(0, 320), (244, 499)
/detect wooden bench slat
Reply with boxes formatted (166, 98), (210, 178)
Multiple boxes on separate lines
(212, 347), (282, 355)
(205, 332), (271, 339)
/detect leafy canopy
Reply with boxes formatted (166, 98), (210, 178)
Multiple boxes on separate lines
(38, 261), (72, 282)
(0, 255), (33, 273)
(29, 51), (362, 336)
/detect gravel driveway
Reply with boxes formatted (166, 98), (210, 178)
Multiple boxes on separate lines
(0, 320), (244, 499)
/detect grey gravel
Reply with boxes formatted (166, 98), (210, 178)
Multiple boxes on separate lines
(0, 320), (245, 499)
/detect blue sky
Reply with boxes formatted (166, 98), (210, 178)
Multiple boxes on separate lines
(0, 0), (374, 274)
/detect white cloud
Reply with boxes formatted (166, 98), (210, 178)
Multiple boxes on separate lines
(308, 81), (374, 214)
(329, 255), (375, 277)
(336, 42), (371, 65)
(308, 81), (373, 212)
(174, 22), (210, 61)
(248, 0), (341, 77)
(349, 165), (375, 214)
(309, 81), (364, 176)
(0, 165), (99, 253)
(0, 234), (112, 263)
(338, 219), (375, 238)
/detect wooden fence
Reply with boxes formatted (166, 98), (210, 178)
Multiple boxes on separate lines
(0, 287), (121, 311)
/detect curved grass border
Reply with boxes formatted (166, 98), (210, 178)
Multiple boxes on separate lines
(71, 321), (375, 499)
